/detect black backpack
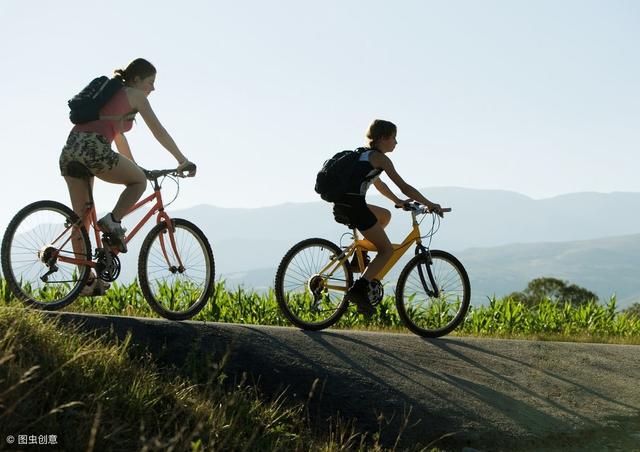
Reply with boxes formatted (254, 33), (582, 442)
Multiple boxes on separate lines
(314, 148), (367, 202)
(68, 76), (124, 124)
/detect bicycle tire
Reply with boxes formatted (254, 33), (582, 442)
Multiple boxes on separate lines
(395, 250), (470, 338)
(1, 200), (92, 310)
(138, 218), (215, 320)
(274, 238), (352, 331)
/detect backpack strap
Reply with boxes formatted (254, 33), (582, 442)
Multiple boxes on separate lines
(99, 110), (138, 122)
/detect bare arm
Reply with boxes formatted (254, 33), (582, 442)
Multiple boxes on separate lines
(126, 88), (187, 164)
(113, 133), (134, 162)
(373, 178), (403, 205)
(370, 152), (441, 211)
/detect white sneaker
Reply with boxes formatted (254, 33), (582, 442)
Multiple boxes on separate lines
(79, 277), (110, 297)
(97, 214), (127, 253)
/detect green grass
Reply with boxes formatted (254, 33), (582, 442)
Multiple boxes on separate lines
(0, 307), (421, 451)
(2, 278), (639, 343)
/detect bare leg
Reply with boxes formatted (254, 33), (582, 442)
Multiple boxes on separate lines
(95, 155), (147, 221)
(357, 205), (393, 281)
(64, 175), (94, 257)
(359, 226), (393, 282)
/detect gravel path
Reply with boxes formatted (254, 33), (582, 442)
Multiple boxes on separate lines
(54, 313), (640, 451)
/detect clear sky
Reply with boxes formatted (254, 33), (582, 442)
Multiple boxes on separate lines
(1, 1), (638, 227)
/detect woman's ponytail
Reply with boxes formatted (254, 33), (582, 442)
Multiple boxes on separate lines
(113, 58), (156, 85)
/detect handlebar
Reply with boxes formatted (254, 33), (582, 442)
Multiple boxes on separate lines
(143, 162), (197, 181)
(394, 202), (452, 215)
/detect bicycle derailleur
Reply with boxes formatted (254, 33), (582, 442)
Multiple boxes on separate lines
(94, 247), (121, 282)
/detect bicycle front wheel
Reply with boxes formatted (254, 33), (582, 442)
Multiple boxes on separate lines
(274, 238), (352, 331)
(138, 218), (215, 320)
(396, 250), (470, 338)
(1, 200), (92, 310)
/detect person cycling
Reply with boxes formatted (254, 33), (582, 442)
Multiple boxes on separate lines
(59, 58), (196, 296)
(335, 119), (442, 316)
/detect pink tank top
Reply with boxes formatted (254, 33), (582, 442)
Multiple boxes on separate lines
(72, 88), (135, 143)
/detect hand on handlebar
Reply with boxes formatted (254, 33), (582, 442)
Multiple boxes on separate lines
(177, 159), (197, 177)
(427, 202), (444, 217)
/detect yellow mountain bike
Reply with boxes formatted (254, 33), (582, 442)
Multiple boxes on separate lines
(274, 203), (470, 337)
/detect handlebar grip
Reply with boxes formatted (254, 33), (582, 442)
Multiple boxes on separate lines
(182, 162), (197, 172)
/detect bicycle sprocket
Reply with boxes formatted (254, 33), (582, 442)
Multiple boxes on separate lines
(368, 279), (384, 306)
(95, 249), (121, 282)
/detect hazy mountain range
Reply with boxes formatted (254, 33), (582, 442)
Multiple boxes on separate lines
(48, 188), (640, 309)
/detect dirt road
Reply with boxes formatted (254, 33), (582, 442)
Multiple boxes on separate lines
(53, 313), (640, 451)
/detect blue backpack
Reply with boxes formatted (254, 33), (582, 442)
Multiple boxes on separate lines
(314, 148), (367, 202)
(68, 76), (124, 124)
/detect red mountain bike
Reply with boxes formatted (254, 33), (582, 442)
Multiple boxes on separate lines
(1, 165), (215, 320)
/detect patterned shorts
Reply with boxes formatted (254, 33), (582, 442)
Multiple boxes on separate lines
(59, 132), (119, 177)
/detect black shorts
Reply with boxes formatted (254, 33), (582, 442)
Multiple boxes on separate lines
(332, 195), (377, 231)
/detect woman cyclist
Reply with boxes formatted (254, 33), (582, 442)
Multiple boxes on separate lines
(59, 58), (196, 296)
(336, 119), (443, 316)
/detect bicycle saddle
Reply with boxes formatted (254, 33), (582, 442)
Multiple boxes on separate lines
(65, 162), (93, 179)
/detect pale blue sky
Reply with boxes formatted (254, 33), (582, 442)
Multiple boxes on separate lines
(1, 1), (638, 228)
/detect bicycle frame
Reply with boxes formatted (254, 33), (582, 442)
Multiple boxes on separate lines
(53, 179), (182, 271)
(321, 210), (425, 291)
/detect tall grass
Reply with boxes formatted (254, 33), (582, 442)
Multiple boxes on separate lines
(2, 278), (639, 341)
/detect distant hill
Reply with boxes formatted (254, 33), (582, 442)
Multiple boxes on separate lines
(457, 233), (640, 306)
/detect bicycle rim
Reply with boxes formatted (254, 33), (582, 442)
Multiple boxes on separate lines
(1, 201), (91, 309)
(275, 238), (351, 330)
(138, 219), (215, 320)
(396, 250), (470, 337)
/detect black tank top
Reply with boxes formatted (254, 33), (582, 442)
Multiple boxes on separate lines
(345, 149), (383, 196)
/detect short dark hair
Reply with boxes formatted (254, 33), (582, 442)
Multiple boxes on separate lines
(113, 58), (156, 85)
(366, 119), (397, 148)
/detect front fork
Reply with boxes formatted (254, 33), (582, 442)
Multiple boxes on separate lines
(157, 216), (186, 274)
(415, 244), (439, 298)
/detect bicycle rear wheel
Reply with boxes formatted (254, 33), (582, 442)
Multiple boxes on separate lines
(274, 238), (352, 330)
(1, 200), (92, 310)
(138, 218), (215, 320)
(395, 250), (470, 338)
